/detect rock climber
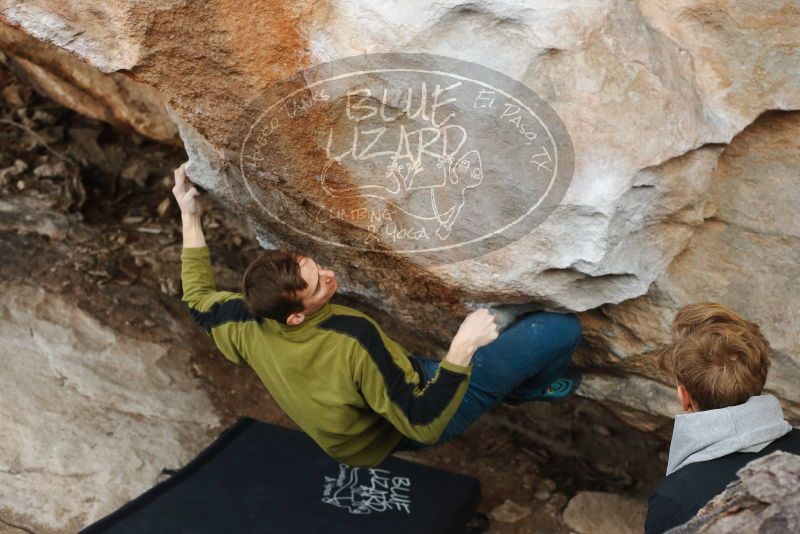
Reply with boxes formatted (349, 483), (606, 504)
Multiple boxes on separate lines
(173, 162), (582, 467)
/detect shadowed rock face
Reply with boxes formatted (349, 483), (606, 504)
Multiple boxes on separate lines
(0, 23), (178, 143)
(1, 1), (799, 428)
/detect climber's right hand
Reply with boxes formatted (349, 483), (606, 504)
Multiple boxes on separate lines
(172, 162), (202, 216)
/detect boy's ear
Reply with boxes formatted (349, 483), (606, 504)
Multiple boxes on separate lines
(677, 384), (696, 412)
(286, 312), (305, 326)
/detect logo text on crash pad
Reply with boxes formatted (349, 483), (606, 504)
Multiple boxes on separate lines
(321, 465), (411, 515)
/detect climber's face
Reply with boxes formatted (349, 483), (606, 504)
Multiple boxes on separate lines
(285, 256), (338, 325)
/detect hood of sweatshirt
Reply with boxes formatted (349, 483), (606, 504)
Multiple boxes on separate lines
(666, 394), (792, 476)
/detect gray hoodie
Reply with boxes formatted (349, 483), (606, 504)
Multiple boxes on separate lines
(666, 394), (792, 476)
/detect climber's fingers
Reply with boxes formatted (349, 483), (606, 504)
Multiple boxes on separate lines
(173, 162), (188, 192)
(171, 162), (202, 215)
(182, 185), (201, 215)
(172, 184), (201, 215)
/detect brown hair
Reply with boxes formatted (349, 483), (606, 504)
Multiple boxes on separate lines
(658, 303), (770, 410)
(670, 302), (760, 341)
(241, 250), (307, 323)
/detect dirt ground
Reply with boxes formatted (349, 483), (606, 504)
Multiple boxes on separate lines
(0, 62), (670, 533)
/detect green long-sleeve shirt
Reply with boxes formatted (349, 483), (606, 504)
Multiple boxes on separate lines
(181, 246), (471, 467)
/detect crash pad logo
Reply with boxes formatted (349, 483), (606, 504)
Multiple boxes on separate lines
(228, 53), (574, 265)
(321, 464), (411, 515)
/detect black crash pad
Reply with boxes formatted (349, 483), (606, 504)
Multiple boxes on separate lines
(82, 418), (481, 533)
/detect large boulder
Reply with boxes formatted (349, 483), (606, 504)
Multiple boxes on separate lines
(580, 110), (800, 426)
(0, 283), (220, 532)
(1, 0), (798, 428)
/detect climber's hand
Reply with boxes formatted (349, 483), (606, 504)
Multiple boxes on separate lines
(445, 308), (499, 367)
(172, 162), (201, 216)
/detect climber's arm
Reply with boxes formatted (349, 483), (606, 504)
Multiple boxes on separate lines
(172, 163), (221, 307)
(180, 245), (248, 365)
(172, 162), (207, 248)
(173, 162), (218, 303)
(173, 161), (215, 302)
(173, 162), (247, 365)
(182, 211), (206, 248)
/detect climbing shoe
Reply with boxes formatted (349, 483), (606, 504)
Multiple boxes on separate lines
(503, 369), (582, 406)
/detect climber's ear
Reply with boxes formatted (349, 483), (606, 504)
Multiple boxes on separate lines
(286, 312), (305, 326)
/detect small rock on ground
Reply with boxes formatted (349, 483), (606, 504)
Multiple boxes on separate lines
(490, 499), (533, 524)
(563, 491), (647, 534)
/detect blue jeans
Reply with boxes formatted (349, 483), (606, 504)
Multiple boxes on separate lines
(396, 311), (581, 451)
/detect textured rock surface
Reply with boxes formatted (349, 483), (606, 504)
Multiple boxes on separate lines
(563, 491), (648, 534)
(1, 1), (798, 427)
(579, 111), (800, 424)
(668, 451), (800, 533)
(0, 284), (219, 532)
(0, 22), (178, 143)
